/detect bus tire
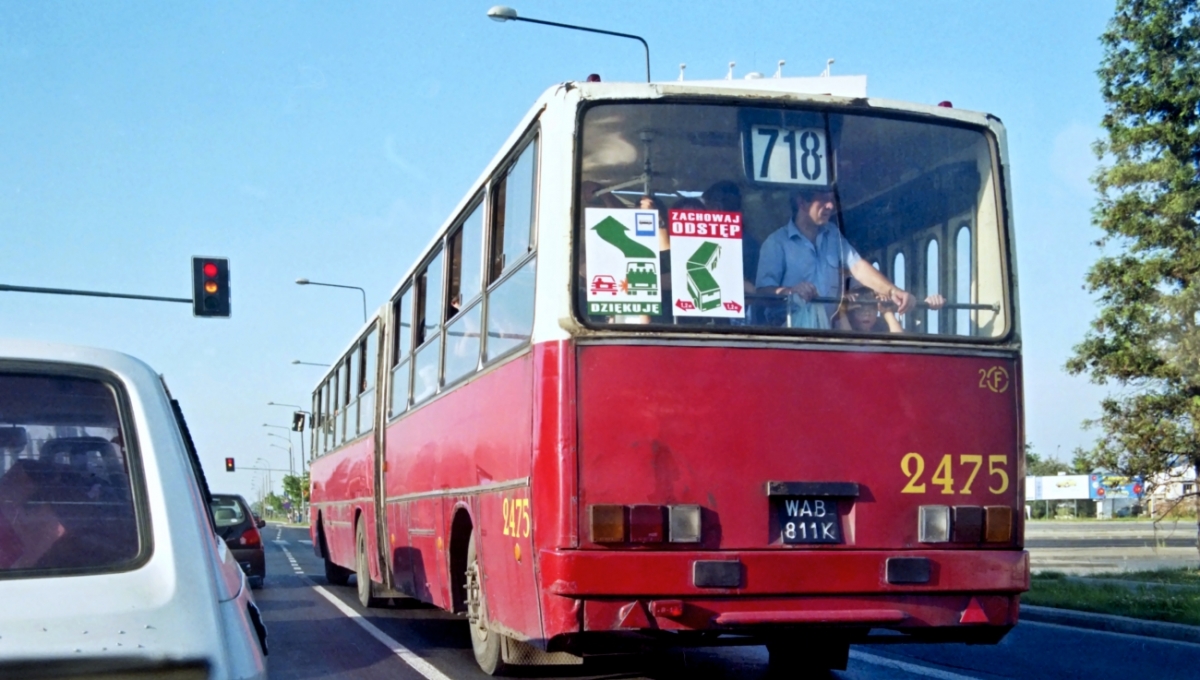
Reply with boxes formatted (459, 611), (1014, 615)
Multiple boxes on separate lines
(324, 554), (351, 586)
(465, 532), (508, 676)
(319, 519), (352, 586)
(355, 519), (382, 608)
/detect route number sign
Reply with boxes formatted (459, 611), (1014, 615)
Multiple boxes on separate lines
(749, 125), (829, 186)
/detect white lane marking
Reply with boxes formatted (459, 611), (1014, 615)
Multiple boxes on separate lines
(851, 651), (982, 680)
(308, 580), (454, 680)
(300, 539), (313, 545)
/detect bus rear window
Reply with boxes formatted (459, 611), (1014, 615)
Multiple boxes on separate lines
(0, 373), (141, 576)
(576, 102), (1009, 340)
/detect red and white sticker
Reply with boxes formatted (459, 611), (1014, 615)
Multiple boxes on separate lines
(668, 209), (746, 318)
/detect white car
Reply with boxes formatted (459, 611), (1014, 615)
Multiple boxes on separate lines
(0, 339), (267, 679)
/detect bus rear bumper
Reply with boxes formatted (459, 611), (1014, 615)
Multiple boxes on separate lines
(538, 549), (1027, 638)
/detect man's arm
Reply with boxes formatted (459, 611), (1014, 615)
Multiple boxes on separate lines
(849, 259), (915, 314)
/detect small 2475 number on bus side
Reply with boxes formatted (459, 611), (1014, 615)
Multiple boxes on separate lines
(501, 497), (531, 538)
(900, 453), (1010, 495)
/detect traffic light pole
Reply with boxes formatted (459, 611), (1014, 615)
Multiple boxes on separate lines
(0, 283), (191, 304)
(241, 466), (291, 473)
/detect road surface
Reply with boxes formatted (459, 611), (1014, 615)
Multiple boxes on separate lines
(253, 525), (1199, 679)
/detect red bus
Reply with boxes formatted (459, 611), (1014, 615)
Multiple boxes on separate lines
(309, 75), (1027, 675)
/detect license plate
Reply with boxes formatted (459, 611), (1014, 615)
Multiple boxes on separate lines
(777, 497), (842, 544)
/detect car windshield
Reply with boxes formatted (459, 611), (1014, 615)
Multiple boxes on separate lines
(210, 496), (247, 528)
(576, 102), (1008, 339)
(0, 372), (141, 576)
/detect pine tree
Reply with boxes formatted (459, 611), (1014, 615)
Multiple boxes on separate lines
(1067, 0), (1200, 555)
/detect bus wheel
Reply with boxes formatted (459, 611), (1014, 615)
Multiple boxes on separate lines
(355, 520), (382, 608)
(465, 532), (508, 676)
(319, 520), (352, 586)
(324, 555), (352, 586)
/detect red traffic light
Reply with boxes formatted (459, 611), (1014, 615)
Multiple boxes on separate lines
(225, 457), (235, 472)
(192, 257), (231, 318)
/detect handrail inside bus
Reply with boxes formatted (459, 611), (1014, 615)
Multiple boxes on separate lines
(745, 293), (1000, 313)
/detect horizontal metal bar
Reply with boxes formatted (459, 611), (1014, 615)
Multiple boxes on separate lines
(0, 283), (191, 304)
(746, 293), (1000, 312)
(766, 481), (861, 497)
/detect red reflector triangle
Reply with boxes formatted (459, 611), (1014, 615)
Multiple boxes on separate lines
(960, 597), (989, 624)
(617, 601), (651, 629)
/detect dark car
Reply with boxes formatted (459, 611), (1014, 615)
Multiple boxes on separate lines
(210, 494), (265, 589)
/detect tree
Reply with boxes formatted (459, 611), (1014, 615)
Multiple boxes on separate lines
(1067, 0), (1200, 556)
(1025, 444), (1072, 476)
(281, 472), (310, 511)
(263, 492), (284, 516)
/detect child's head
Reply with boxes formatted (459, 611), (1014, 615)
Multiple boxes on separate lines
(846, 285), (880, 331)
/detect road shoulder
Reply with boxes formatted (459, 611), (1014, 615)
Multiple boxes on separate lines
(1021, 604), (1200, 645)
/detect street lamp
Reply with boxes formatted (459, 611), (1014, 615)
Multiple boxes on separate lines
(255, 458), (273, 514)
(269, 443), (295, 478)
(295, 278), (367, 323)
(291, 360), (328, 367)
(267, 434), (295, 475)
(486, 5), (651, 83)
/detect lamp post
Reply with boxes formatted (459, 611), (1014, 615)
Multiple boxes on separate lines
(255, 457), (273, 515)
(295, 278), (367, 323)
(267, 433), (295, 475)
(291, 359), (328, 367)
(486, 5), (651, 83)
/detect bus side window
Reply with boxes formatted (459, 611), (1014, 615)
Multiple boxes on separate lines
(413, 250), (444, 404)
(445, 199), (486, 386)
(322, 378), (332, 452)
(312, 390), (322, 457)
(485, 135), (538, 362)
(486, 257), (536, 361)
(448, 197), (485, 316)
(360, 329), (378, 434)
(329, 367), (339, 447)
(489, 137), (537, 284)
(340, 358), (352, 443)
(348, 344), (361, 436)
(390, 286), (413, 416)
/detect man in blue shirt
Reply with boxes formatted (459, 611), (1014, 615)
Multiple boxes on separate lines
(755, 188), (915, 328)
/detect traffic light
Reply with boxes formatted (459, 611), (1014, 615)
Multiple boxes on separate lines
(225, 457), (235, 472)
(192, 257), (231, 318)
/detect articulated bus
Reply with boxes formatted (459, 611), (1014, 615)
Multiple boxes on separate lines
(308, 74), (1027, 675)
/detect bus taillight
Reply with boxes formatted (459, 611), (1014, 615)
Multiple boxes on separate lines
(589, 504), (702, 544)
(920, 505), (1013, 544)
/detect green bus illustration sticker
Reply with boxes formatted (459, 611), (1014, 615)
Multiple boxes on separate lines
(668, 209), (745, 318)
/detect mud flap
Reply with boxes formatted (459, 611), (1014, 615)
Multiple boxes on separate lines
(500, 637), (583, 666)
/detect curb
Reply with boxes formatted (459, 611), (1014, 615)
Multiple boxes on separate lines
(1021, 604), (1200, 644)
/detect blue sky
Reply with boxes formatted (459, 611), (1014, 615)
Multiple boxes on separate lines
(1, 1), (1114, 499)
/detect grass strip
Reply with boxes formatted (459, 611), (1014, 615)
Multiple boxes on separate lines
(1027, 572), (1200, 626)
(1080, 567), (1200, 587)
